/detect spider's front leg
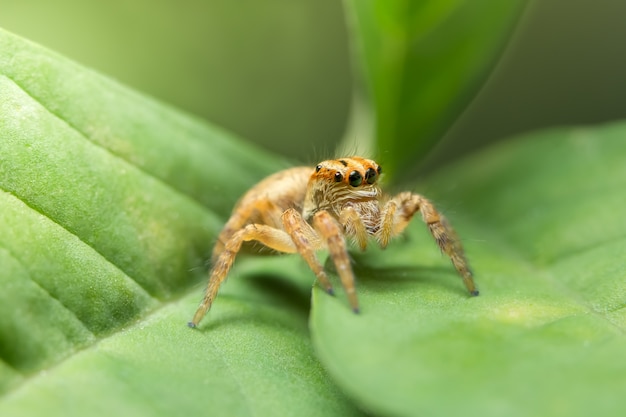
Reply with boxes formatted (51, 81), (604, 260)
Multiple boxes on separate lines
(380, 192), (479, 296)
(282, 209), (360, 313)
(188, 223), (297, 328)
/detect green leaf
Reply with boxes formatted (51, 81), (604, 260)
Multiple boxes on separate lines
(343, 0), (524, 176)
(0, 28), (361, 416)
(0, 256), (362, 417)
(311, 123), (626, 417)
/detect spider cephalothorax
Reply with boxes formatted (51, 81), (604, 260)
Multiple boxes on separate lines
(303, 157), (381, 219)
(189, 157), (478, 328)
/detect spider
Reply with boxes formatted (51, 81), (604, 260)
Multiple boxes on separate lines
(188, 156), (478, 328)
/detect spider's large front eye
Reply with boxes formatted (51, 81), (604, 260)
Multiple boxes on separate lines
(348, 171), (363, 187)
(315, 164), (322, 172)
(365, 167), (377, 184)
(334, 172), (343, 182)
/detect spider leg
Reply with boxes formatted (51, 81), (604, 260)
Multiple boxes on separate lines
(189, 224), (297, 328)
(211, 198), (284, 263)
(380, 192), (479, 296)
(312, 210), (361, 313)
(281, 208), (335, 295)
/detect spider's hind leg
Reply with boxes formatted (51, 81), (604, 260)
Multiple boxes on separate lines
(189, 223), (297, 328)
(380, 192), (479, 296)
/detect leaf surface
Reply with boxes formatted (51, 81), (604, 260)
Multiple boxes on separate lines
(311, 124), (626, 417)
(0, 28), (361, 417)
(343, 0), (524, 176)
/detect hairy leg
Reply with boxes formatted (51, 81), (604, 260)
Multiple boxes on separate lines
(281, 208), (334, 294)
(312, 210), (360, 313)
(189, 224), (297, 328)
(379, 192), (479, 296)
(211, 198), (285, 263)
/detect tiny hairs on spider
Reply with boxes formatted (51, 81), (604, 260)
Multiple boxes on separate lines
(188, 157), (478, 328)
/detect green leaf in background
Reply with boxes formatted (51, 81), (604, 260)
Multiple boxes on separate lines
(343, 0), (524, 177)
(311, 124), (626, 417)
(0, 28), (361, 416)
(0, 0), (352, 161)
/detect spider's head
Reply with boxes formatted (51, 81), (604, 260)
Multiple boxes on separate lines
(303, 157), (382, 220)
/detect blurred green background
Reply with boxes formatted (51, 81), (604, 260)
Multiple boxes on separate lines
(2, 0), (625, 170)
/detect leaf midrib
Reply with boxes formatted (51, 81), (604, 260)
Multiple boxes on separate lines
(1, 72), (224, 217)
(0, 240), (97, 340)
(0, 74), (229, 391)
(1, 74), (222, 297)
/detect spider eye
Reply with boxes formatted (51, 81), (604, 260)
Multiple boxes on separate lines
(348, 171), (363, 187)
(377, 165), (382, 175)
(334, 172), (343, 182)
(315, 164), (322, 173)
(365, 167), (377, 184)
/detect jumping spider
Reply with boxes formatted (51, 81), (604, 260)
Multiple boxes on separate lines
(188, 157), (478, 328)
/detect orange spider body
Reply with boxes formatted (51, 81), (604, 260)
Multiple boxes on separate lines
(189, 157), (478, 328)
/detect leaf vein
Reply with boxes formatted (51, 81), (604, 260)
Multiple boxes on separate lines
(2, 73), (217, 217)
(0, 185), (157, 306)
(0, 243), (95, 372)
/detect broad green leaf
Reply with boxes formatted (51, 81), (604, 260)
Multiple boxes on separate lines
(0, 28), (361, 416)
(311, 123), (626, 417)
(0, 256), (362, 417)
(343, 0), (524, 176)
